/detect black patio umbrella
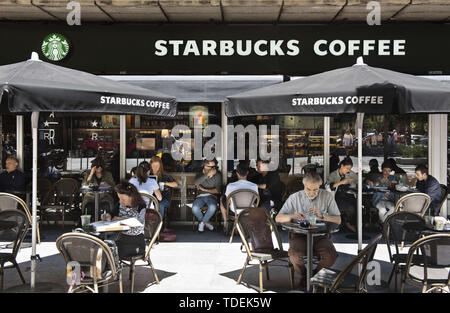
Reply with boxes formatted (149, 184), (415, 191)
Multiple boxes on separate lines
(225, 57), (450, 280)
(0, 52), (177, 292)
(0, 54), (176, 117)
(225, 57), (450, 117)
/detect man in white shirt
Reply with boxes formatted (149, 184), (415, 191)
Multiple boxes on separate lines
(220, 162), (259, 232)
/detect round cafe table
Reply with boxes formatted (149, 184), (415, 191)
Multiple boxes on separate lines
(280, 221), (339, 292)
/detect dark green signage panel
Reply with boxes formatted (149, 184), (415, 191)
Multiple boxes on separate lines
(0, 22), (449, 75)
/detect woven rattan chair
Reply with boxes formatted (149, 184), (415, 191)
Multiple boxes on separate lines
(311, 233), (382, 293)
(0, 210), (29, 292)
(41, 178), (79, 228)
(56, 232), (123, 293)
(383, 211), (425, 292)
(235, 207), (294, 293)
(226, 189), (259, 243)
(394, 192), (430, 217)
(0, 192), (40, 244)
(401, 234), (450, 293)
(119, 192), (162, 293)
(435, 184), (449, 216)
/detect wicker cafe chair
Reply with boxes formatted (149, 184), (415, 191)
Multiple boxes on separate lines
(0, 210), (29, 292)
(383, 211), (425, 292)
(119, 192), (162, 293)
(0, 192), (40, 244)
(235, 207), (294, 293)
(56, 232), (123, 293)
(436, 184), (449, 216)
(226, 189), (260, 243)
(394, 192), (431, 217)
(41, 178), (79, 228)
(311, 233), (382, 293)
(401, 234), (450, 293)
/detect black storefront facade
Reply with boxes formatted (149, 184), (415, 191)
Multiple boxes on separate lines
(1, 22), (450, 221)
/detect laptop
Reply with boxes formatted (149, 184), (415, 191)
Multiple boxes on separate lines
(148, 175), (158, 183)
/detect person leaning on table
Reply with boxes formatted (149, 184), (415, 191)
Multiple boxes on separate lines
(102, 181), (147, 260)
(275, 172), (341, 289)
(81, 158), (115, 219)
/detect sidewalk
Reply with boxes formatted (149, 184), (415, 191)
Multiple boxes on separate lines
(2, 225), (425, 293)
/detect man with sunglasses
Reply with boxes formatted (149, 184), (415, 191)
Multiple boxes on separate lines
(192, 159), (222, 233)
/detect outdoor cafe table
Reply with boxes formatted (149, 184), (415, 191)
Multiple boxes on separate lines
(280, 221), (340, 292)
(80, 186), (113, 222)
(402, 219), (450, 236)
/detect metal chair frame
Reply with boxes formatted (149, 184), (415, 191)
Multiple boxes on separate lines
(56, 232), (123, 293)
(235, 207), (294, 293)
(226, 189), (260, 243)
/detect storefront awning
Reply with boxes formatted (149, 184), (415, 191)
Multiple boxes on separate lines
(104, 75), (283, 103)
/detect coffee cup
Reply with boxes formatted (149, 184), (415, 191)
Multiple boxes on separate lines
(434, 217), (446, 231)
(159, 182), (165, 191)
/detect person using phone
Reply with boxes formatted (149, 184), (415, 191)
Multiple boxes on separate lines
(192, 159), (222, 233)
(326, 157), (358, 232)
(372, 161), (397, 223)
(276, 172), (341, 289)
(80, 158), (115, 222)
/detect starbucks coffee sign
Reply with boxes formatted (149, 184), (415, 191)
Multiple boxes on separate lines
(41, 33), (70, 61)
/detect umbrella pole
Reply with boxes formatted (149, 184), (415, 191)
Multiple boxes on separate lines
(356, 113), (364, 254)
(31, 111), (39, 289)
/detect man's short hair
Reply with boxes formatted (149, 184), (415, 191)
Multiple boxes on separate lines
(6, 156), (19, 163)
(204, 158), (218, 168)
(236, 162), (249, 177)
(339, 157), (353, 168)
(415, 164), (428, 175)
(303, 172), (323, 185)
(381, 161), (392, 170)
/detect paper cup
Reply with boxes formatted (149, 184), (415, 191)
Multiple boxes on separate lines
(434, 217), (446, 231)
(159, 182), (165, 191)
(80, 215), (91, 227)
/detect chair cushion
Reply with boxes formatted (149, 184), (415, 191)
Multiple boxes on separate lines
(311, 268), (361, 291)
(0, 252), (13, 263)
(392, 253), (424, 264)
(408, 265), (450, 284)
(251, 249), (289, 261)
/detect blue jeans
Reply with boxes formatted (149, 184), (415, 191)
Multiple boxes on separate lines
(158, 198), (170, 219)
(192, 195), (217, 223)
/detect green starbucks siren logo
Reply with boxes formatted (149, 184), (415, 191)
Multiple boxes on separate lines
(41, 33), (70, 61)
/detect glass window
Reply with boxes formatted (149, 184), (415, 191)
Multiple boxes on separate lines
(231, 115), (325, 176)
(330, 114), (428, 182)
(126, 103), (222, 174)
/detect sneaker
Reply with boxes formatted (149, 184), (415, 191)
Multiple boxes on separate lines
(198, 222), (205, 233)
(205, 222), (214, 231)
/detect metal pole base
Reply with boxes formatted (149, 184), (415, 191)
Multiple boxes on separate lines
(4, 282), (66, 293)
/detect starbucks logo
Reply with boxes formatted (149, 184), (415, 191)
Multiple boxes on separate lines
(41, 33), (70, 61)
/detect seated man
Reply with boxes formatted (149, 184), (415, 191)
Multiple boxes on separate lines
(219, 162), (259, 233)
(192, 159), (222, 233)
(0, 156), (25, 192)
(276, 172), (341, 289)
(371, 161), (396, 223)
(81, 158), (115, 220)
(326, 157), (358, 232)
(254, 159), (283, 213)
(415, 164), (442, 216)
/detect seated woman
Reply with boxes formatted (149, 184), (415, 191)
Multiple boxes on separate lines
(103, 181), (146, 260)
(326, 157), (358, 232)
(371, 161), (396, 223)
(129, 161), (162, 209)
(81, 158), (115, 221)
(150, 156), (178, 227)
